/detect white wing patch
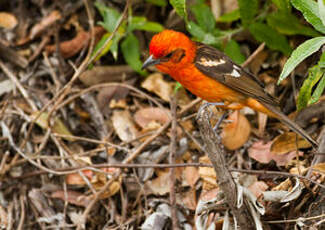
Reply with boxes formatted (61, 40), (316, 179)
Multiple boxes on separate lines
(198, 57), (226, 66)
(230, 68), (241, 78)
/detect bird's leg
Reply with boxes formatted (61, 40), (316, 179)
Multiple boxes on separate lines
(213, 111), (228, 132)
(198, 102), (225, 115)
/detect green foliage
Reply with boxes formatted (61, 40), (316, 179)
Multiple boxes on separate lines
(278, 37), (325, 83)
(146, 0), (167, 7)
(217, 9), (240, 23)
(291, 0), (325, 34)
(248, 22), (292, 55)
(169, 0), (188, 23)
(267, 11), (320, 36)
(190, 2), (215, 32)
(93, 2), (163, 74)
(238, 0), (259, 26)
(224, 40), (245, 64)
(297, 63), (325, 110)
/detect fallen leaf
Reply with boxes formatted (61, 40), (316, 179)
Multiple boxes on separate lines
(271, 132), (311, 155)
(30, 11), (61, 39)
(111, 110), (138, 142)
(199, 156), (218, 190)
(248, 141), (303, 166)
(32, 112), (74, 141)
(221, 111), (251, 150)
(79, 65), (133, 86)
(134, 107), (170, 129)
(181, 189), (197, 210)
(145, 169), (170, 195)
(46, 26), (105, 58)
(312, 163), (325, 174)
(248, 181), (269, 198)
(141, 73), (173, 102)
(0, 12), (18, 29)
(51, 190), (91, 207)
(183, 166), (200, 188)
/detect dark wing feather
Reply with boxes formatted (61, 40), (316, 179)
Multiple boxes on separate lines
(194, 42), (279, 106)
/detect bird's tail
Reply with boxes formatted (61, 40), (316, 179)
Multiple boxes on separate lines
(261, 102), (318, 149)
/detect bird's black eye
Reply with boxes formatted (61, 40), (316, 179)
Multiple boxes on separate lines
(165, 52), (173, 59)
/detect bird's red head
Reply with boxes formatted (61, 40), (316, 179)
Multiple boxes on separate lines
(142, 30), (196, 73)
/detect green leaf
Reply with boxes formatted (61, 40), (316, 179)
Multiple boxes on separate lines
(248, 22), (292, 55)
(291, 0), (325, 34)
(309, 72), (325, 105)
(278, 36), (325, 83)
(267, 12), (320, 36)
(121, 34), (146, 75)
(95, 2), (121, 32)
(187, 21), (219, 45)
(170, 0), (188, 22)
(145, 0), (167, 7)
(318, 0), (325, 27)
(271, 0), (291, 12)
(129, 17), (164, 32)
(319, 51), (325, 68)
(174, 82), (183, 93)
(238, 0), (258, 26)
(297, 66), (323, 110)
(224, 40), (245, 64)
(190, 3), (215, 32)
(217, 9), (240, 23)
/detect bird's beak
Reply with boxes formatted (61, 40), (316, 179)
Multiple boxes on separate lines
(142, 55), (161, 70)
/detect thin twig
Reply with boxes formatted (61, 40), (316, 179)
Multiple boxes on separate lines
(169, 95), (179, 230)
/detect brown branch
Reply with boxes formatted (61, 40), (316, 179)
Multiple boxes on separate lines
(196, 107), (255, 229)
(169, 96), (179, 229)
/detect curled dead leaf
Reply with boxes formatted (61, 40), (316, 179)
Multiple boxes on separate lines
(134, 107), (170, 129)
(30, 11), (61, 39)
(141, 73), (173, 102)
(112, 110), (138, 142)
(221, 111), (251, 150)
(271, 132), (311, 155)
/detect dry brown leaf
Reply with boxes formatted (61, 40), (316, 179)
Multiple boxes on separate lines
(0, 205), (8, 229)
(271, 132), (311, 155)
(183, 166), (200, 188)
(66, 168), (121, 199)
(111, 110), (138, 142)
(32, 112), (74, 141)
(51, 190), (91, 207)
(312, 163), (325, 174)
(0, 12), (18, 29)
(30, 10), (61, 39)
(46, 26), (105, 58)
(181, 189), (197, 210)
(248, 141), (303, 166)
(141, 73), (173, 101)
(79, 65), (133, 86)
(221, 111), (251, 150)
(134, 107), (170, 129)
(199, 156), (217, 190)
(248, 181), (269, 198)
(145, 169), (170, 195)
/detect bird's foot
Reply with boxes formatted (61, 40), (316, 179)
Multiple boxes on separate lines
(198, 102), (225, 116)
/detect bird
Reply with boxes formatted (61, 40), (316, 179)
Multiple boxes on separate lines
(142, 29), (318, 148)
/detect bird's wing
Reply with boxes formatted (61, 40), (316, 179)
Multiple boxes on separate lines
(194, 42), (279, 106)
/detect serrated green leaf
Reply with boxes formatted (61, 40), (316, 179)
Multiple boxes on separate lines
(217, 9), (240, 23)
(91, 33), (113, 62)
(146, 0), (167, 7)
(297, 66), (323, 110)
(291, 0), (325, 34)
(129, 17), (164, 32)
(121, 34), (146, 75)
(267, 12), (320, 36)
(318, 0), (325, 27)
(170, 0), (188, 22)
(271, 0), (291, 12)
(224, 40), (245, 64)
(278, 36), (325, 83)
(238, 0), (258, 26)
(190, 3), (215, 32)
(187, 21), (206, 40)
(249, 22), (292, 55)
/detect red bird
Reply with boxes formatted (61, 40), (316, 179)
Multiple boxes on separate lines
(142, 29), (318, 148)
